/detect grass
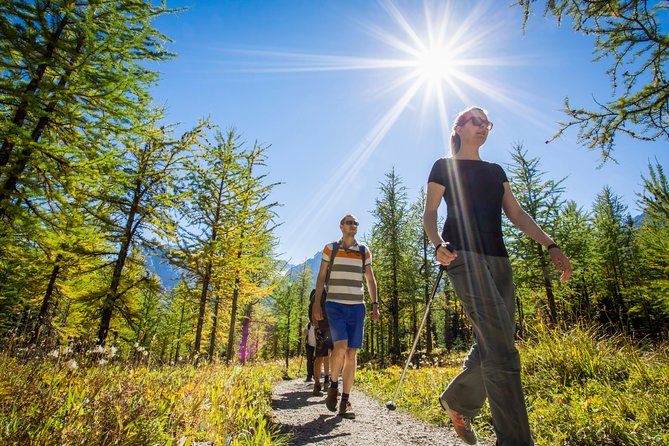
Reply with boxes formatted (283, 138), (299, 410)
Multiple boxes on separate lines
(2, 325), (667, 445)
(0, 355), (290, 445)
(356, 324), (669, 446)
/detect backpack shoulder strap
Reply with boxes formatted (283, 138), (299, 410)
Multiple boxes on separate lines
(360, 244), (367, 273)
(324, 241), (339, 288)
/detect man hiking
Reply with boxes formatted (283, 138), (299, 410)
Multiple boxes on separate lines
(311, 214), (380, 419)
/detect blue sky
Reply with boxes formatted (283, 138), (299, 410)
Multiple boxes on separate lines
(151, 0), (668, 264)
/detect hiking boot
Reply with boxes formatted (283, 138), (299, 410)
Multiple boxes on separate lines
(323, 378), (330, 390)
(305, 376), (313, 383)
(439, 393), (477, 445)
(325, 387), (338, 412)
(338, 399), (355, 419)
(312, 382), (322, 396)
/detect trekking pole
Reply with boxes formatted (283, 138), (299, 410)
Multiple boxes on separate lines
(386, 262), (448, 411)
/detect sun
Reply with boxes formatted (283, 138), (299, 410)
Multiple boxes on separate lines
(225, 0), (523, 244)
(414, 46), (455, 85)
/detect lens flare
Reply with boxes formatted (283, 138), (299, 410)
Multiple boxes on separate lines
(212, 1), (545, 253)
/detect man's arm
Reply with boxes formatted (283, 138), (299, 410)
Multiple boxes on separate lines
(365, 266), (380, 321)
(312, 260), (329, 322)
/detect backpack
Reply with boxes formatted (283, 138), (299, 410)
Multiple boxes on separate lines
(326, 241), (367, 285)
(310, 241), (367, 321)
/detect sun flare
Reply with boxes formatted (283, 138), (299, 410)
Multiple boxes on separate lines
(222, 0), (530, 251)
(414, 47), (455, 84)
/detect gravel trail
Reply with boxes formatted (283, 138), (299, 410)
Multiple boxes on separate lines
(271, 379), (489, 446)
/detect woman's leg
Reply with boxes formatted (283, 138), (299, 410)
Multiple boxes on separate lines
(446, 251), (533, 446)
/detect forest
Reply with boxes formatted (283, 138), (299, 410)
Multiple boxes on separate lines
(1, 0), (668, 369)
(0, 1), (668, 444)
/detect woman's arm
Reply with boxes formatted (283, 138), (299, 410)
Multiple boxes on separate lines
(423, 181), (457, 266)
(502, 182), (572, 281)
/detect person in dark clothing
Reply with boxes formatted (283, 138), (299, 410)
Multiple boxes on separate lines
(303, 321), (316, 382)
(309, 288), (332, 395)
(423, 106), (572, 446)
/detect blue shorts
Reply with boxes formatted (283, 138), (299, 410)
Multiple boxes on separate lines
(325, 301), (366, 349)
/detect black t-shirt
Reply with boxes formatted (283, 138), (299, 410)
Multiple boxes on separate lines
(428, 157), (509, 257)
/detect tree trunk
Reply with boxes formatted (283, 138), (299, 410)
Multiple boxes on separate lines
(207, 292), (220, 359)
(0, 10), (70, 168)
(537, 244), (558, 324)
(30, 254), (62, 344)
(174, 299), (185, 362)
(225, 273), (241, 363)
(193, 260), (213, 355)
(97, 186), (140, 345)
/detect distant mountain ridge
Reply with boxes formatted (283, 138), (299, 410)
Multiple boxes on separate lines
(147, 250), (323, 292)
(285, 250), (321, 288)
(148, 255), (181, 290)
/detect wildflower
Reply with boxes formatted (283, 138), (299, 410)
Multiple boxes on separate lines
(48, 349), (59, 358)
(98, 359), (108, 366)
(64, 359), (78, 371)
(62, 347), (72, 355)
(142, 350), (148, 356)
(91, 345), (105, 354)
(109, 346), (117, 357)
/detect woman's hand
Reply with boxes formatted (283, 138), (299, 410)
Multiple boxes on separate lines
(549, 247), (572, 282)
(435, 243), (458, 266)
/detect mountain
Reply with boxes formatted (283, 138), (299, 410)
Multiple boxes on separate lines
(632, 213), (647, 228)
(148, 250), (324, 293)
(147, 254), (181, 291)
(285, 250), (322, 289)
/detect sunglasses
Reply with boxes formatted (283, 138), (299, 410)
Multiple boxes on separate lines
(462, 115), (494, 131)
(343, 220), (359, 226)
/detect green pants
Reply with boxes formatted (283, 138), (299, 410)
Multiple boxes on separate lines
(443, 250), (533, 446)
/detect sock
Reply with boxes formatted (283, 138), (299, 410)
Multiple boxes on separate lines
(330, 381), (338, 390)
(341, 392), (349, 401)
(324, 375), (330, 383)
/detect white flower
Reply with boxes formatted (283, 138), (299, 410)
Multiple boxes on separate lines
(133, 342), (139, 348)
(62, 347), (72, 355)
(109, 346), (117, 357)
(91, 345), (105, 354)
(142, 350), (148, 356)
(64, 359), (78, 371)
(48, 349), (59, 358)
(98, 359), (108, 365)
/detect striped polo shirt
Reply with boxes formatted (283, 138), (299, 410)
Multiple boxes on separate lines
(322, 241), (372, 305)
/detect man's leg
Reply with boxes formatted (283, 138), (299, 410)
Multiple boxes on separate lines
(314, 356), (322, 382)
(335, 302), (365, 418)
(341, 347), (357, 394)
(326, 340), (347, 411)
(313, 355), (324, 395)
(306, 344), (315, 381)
(329, 341), (347, 387)
(323, 351), (331, 388)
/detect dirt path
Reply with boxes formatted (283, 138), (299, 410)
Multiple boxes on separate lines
(271, 379), (489, 446)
